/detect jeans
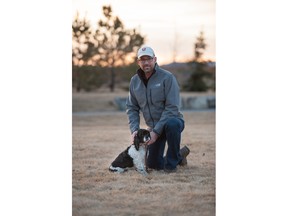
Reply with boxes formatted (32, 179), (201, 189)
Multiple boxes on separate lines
(147, 118), (185, 170)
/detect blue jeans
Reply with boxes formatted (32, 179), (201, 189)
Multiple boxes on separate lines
(147, 118), (185, 170)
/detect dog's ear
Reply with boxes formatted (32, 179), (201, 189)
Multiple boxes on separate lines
(134, 133), (140, 151)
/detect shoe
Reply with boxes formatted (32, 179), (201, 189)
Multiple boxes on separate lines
(164, 167), (177, 173)
(179, 145), (190, 166)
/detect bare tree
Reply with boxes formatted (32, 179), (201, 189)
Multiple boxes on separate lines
(172, 31), (179, 63)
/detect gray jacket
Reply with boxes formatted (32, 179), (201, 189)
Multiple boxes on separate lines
(126, 64), (184, 135)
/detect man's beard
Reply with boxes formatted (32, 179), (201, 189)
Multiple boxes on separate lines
(142, 65), (152, 73)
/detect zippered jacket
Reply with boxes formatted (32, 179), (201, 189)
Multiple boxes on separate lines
(126, 64), (184, 135)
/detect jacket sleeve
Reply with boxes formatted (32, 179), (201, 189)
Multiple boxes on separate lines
(126, 78), (140, 134)
(153, 75), (181, 135)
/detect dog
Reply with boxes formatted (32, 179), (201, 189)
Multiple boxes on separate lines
(109, 129), (151, 176)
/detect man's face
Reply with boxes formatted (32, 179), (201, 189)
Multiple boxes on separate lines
(137, 55), (157, 73)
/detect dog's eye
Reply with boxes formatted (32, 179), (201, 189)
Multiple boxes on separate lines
(143, 136), (150, 142)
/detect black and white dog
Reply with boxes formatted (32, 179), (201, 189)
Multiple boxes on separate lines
(109, 129), (151, 176)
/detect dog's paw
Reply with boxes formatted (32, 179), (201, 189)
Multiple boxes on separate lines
(136, 168), (149, 176)
(109, 166), (127, 173)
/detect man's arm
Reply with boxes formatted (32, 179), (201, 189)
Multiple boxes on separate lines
(153, 75), (181, 135)
(126, 82), (140, 134)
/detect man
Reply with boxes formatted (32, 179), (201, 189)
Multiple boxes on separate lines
(126, 46), (190, 173)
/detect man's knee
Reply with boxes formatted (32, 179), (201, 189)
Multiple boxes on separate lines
(165, 118), (183, 132)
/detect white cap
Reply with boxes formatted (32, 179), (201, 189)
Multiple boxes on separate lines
(137, 46), (155, 58)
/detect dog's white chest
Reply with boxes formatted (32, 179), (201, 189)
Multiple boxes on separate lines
(128, 145), (147, 175)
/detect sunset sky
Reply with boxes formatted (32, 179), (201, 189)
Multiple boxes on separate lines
(72, 0), (215, 65)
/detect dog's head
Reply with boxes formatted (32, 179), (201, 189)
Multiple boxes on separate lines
(134, 129), (151, 151)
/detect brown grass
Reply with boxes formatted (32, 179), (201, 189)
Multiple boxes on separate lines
(72, 92), (215, 216)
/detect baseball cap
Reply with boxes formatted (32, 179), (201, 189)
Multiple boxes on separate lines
(137, 46), (155, 58)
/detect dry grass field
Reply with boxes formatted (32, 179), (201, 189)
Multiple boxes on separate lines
(72, 92), (215, 216)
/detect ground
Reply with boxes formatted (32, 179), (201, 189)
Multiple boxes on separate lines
(72, 92), (215, 216)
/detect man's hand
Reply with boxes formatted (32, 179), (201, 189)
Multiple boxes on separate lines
(147, 131), (159, 145)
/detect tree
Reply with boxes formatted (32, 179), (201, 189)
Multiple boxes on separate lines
(185, 62), (211, 91)
(72, 13), (97, 66)
(193, 31), (206, 62)
(95, 5), (145, 92)
(183, 31), (213, 92)
(72, 13), (100, 92)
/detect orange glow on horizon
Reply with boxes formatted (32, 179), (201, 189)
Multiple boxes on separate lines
(72, 0), (215, 65)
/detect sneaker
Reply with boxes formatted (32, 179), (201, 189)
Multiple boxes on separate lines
(179, 145), (190, 166)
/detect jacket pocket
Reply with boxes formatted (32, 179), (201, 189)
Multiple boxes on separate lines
(133, 88), (147, 107)
(150, 85), (165, 106)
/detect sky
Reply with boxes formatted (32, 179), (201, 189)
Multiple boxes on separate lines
(72, 0), (215, 65)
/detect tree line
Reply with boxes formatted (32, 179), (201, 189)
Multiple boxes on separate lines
(72, 5), (215, 92)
